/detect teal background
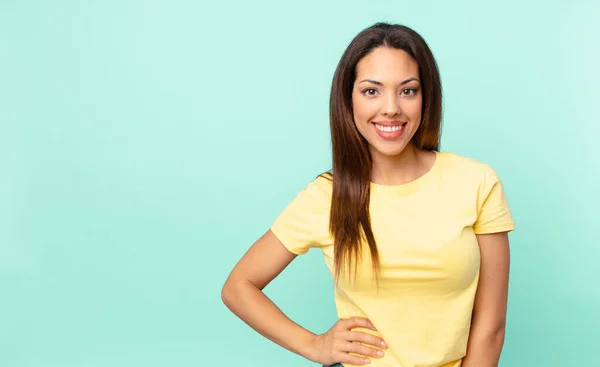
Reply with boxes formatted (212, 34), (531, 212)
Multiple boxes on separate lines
(1, 1), (598, 366)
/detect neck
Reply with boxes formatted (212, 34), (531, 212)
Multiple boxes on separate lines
(370, 144), (431, 186)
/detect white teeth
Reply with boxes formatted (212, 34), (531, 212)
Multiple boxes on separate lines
(375, 123), (404, 132)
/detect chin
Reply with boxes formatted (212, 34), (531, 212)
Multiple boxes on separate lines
(370, 142), (411, 157)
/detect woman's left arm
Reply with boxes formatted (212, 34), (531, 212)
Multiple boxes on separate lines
(462, 231), (511, 367)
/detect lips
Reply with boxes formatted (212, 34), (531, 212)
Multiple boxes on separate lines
(372, 121), (407, 140)
(372, 121), (406, 127)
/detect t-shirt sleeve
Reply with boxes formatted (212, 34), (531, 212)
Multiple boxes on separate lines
(473, 166), (516, 234)
(270, 177), (332, 255)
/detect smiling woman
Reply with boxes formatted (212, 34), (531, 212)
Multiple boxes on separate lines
(221, 22), (515, 367)
(352, 48), (430, 193)
(353, 50), (423, 154)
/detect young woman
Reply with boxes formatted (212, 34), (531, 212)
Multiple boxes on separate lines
(221, 22), (515, 367)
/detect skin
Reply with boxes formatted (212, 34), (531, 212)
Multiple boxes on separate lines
(221, 46), (510, 366)
(221, 230), (385, 366)
(462, 232), (510, 367)
(352, 46), (435, 186)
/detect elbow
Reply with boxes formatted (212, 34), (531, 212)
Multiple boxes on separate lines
(221, 279), (235, 308)
(494, 325), (506, 346)
(221, 277), (251, 309)
(470, 320), (506, 348)
(490, 318), (506, 343)
(479, 323), (506, 348)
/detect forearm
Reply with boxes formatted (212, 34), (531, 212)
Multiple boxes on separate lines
(462, 326), (505, 367)
(221, 279), (318, 361)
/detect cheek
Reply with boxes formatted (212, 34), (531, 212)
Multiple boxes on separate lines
(352, 100), (371, 138)
(351, 95), (361, 118)
(352, 97), (374, 123)
(403, 98), (423, 122)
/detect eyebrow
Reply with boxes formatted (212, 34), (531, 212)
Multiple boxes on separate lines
(359, 77), (419, 86)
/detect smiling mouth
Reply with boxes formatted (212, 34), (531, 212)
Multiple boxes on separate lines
(370, 121), (408, 140)
(373, 122), (407, 132)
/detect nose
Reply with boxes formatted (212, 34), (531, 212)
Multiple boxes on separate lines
(382, 93), (401, 116)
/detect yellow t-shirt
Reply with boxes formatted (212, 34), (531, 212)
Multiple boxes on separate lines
(270, 151), (516, 367)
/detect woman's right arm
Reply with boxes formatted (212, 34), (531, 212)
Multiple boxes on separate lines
(220, 229), (387, 366)
(221, 229), (318, 360)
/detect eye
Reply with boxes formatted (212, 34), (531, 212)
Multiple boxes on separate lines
(401, 88), (418, 96)
(361, 88), (379, 97)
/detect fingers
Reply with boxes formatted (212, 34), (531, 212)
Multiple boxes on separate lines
(337, 353), (373, 366)
(343, 341), (385, 359)
(343, 331), (387, 349)
(341, 317), (377, 331)
(333, 343), (383, 366)
(328, 317), (387, 366)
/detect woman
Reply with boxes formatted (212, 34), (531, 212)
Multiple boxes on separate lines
(221, 22), (515, 367)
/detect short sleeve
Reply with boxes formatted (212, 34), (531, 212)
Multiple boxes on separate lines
(270, 177), (332, 255)
(473, 166), (516, 234)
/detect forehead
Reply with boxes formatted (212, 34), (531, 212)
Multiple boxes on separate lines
(355, 47), (419, 80)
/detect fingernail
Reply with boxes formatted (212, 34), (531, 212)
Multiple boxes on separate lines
(381, 340), (387, 348)
(364, 358), (370, 364)
(377, 350), (384, 357)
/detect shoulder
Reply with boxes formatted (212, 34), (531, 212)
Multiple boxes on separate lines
(438, 151), (499, 180)
(285, 173), (333, 209)
(309, 173), (334, 194)
(436, 151), (507, 198)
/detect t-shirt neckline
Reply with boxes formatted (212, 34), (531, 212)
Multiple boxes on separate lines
(369, 150), (442, 195)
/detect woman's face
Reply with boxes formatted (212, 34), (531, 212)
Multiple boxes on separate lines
(352, 47), (422, 158)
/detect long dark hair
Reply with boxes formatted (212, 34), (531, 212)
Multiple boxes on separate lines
(323, 22), (443, 283)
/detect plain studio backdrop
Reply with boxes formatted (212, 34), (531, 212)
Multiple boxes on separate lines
(1, 0), (598, 366)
